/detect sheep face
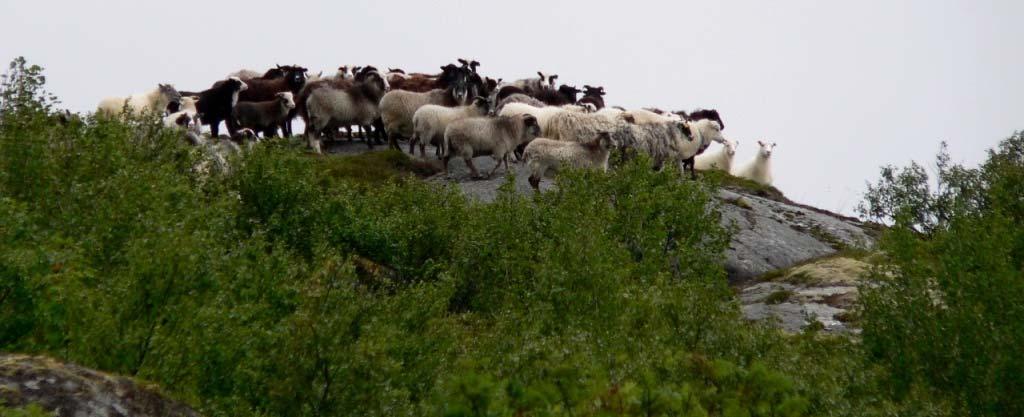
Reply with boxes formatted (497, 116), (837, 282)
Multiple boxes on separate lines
(558, 85), (582, 103)
(276, 92), (296, 109)
(521, 115), (541, 141)
(282, 66), (307, 90)
(158, 83), (182, 106)
(583, 85), (606, 97)
(726, 140), (738, 156)
(471, 96), (490, 114)
(756, 141), (776, 158)
(339, 65), (355, 79)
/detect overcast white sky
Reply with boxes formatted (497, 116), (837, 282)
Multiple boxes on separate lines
(2, 0), (1021, 214)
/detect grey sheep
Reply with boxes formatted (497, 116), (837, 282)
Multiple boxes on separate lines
(442, 114), (541, 178)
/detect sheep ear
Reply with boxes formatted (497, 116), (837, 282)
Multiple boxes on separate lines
(537, 71), (544, 78)
(758, 140), (765, 147)
(772, 142), (777, 147)
(623, 114), (636, 124)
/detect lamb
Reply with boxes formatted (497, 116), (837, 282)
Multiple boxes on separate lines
(236, 65), (307, 136)
(733, 141), (775, 186)
(232, 92), (296, 137)
(694, 139), (738, 172)
(305, 69), (389, 153)
(410, 96), (490, 157)
(190, 77), (248, 137)
(97, 84), (182, 117)
(442, 114), (541, 178)
(523, 132), (615, 190)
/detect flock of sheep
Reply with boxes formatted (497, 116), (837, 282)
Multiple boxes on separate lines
(96, 59), (776, 188)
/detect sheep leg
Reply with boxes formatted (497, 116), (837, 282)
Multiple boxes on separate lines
(408, 134), (418, 155)
(363, 125), (375, 149)
(528, 175), (541, 190)
(486, 156), (504, 178)
(466, 158), (483, 179)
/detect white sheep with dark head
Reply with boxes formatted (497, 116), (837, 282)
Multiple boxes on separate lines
(97, 84), (181, 117)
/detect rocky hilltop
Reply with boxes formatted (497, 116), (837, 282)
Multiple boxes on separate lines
(338, 141), (880, 333)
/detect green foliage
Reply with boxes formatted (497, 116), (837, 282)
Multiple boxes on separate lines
(0, 403), (53, 417)
(859, 132), (1024, 416)
(1, 57), (983, 417)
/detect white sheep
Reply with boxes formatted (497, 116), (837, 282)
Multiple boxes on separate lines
(443, 114), (541, 178)
(523, 132), (615, 190)
(497, 102), (589, 137)
(97, 84), (181, 117)
(733, 140), (776, 186)
(410, 96), (490, 157)
(545, 111), (623, 143)
(694, 139), (738, 172)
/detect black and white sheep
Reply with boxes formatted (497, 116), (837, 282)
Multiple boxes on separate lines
(190, 77), (249, 137)
(523, 132), (615, 190)
(512, 71), (558, 94)
(442, 114), (541, 178)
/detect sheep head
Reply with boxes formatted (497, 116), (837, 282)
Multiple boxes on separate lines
(756, 141), (776, 158)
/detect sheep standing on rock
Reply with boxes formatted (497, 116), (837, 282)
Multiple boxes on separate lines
(733, 141), (775, 186)
(443, 114), (541, 178)
(523, 132), (615, 190)
(695, 139), (738, 172)
(97, 84), (181, 117)
(232, 92), (296, 137)
(410, 96), (490, 157)
(305, 69), (389, 153)
(189, 77), (248, 137)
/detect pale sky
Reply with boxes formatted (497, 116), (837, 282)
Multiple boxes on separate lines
(3, 0), (1021, 214)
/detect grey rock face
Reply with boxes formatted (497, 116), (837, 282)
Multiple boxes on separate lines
(0, 354), (201, 417)
(324, 141), (878, 284)
(718, 189), (875, 284)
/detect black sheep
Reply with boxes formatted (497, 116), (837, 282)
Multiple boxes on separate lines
(192, 77), (248, 138)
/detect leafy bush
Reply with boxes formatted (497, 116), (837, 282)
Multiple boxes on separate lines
(859, 133), (1024, 416)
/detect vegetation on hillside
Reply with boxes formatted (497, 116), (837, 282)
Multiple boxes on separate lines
(2, 57), (1020, 417)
